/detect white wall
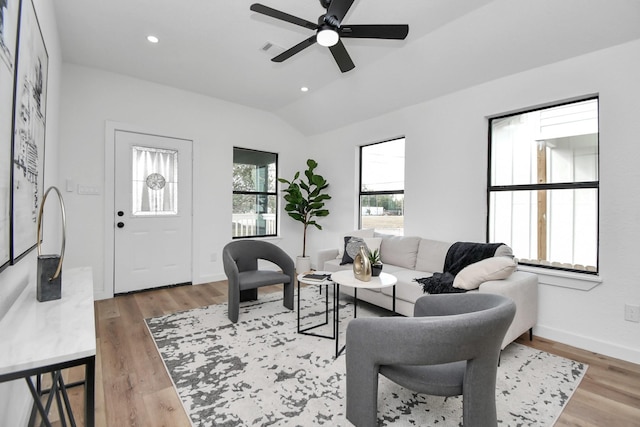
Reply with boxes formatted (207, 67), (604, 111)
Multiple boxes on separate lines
(0, 0), (62, 424)
(307, 40), (640, 364)
(58, 64), (307, 299)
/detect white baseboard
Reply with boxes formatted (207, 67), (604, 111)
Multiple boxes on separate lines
(92, 274), (227, 301)
(194, 274), (227, 286)
(535, 325), (640, 364)
(94, 290), (113, 300)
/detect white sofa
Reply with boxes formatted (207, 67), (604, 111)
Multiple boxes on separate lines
(317, 232), (538, 349)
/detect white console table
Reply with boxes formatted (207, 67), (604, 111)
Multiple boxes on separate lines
(0, 266), (96, 426)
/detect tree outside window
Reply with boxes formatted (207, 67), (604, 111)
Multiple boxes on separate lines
(360, 138), (405, 235)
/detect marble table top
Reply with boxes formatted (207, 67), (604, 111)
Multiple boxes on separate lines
(0, 267), (96, 376)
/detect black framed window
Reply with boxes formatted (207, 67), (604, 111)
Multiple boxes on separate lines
(232, 147), (278, 238)
(488, 97), (599, 273)
(359, 137), (405, 235)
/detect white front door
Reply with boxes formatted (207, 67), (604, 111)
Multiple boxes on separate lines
(113, 130), (192, 293)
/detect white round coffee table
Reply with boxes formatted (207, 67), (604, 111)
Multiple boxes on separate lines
(330, 270), (397, 290)
(329, 270), (398, 357)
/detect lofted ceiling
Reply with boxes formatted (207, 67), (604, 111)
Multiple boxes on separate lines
(54, 0), (640, 135)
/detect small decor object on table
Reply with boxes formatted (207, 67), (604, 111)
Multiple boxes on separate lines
(36, 186), (66, 302)
(368, 248), (383, 277)
(301, 272), (332, 282)
(353, 245), (371, 282)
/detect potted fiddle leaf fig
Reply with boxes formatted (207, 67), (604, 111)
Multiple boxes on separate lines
(278, 159), (331, 272)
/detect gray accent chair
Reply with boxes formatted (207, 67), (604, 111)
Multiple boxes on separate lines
(345, 293), (516, 427)
(222, 240), (295, 323)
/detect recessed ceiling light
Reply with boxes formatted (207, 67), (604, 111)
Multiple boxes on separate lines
(301, 87), (309, 92)
(147, 35), (159, 44)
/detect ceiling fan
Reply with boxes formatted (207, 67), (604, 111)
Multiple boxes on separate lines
(250, 0), (409, 72)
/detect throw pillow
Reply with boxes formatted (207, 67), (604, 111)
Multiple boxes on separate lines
(452, 256), (517, 290)
(363, 237), (382, 256)
(340, 236), (368, 265)
(494, 244), (514, 258)
(336, 229), (375, 259)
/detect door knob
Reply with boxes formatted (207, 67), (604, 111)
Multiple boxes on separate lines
(117, 211), (124, 217)
(117, 222), (125, 228)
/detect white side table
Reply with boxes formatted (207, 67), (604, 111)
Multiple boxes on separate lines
(297, 271), (335, 340)
(0, 267), (96, 426)
(329, 270), (398, 357)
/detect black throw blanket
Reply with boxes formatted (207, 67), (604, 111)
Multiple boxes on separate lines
(415, 242), (503, 294)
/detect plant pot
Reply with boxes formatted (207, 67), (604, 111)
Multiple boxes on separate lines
(372, 264), (383, 277)
(296, 256), (312, 274)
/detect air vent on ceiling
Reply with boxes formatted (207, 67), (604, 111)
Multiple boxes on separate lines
(260, 41), (285, 57)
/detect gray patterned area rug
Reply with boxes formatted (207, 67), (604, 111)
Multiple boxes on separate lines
(146, 288), (586, 426)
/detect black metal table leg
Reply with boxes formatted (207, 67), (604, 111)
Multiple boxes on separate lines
(56, 371), (76, 427)
(336, 285), (360, 358)
(393, 285), (396, 314)
(335, 283), (340, 358)
(298, 281), (335, 339)
(353, 288), (357, 318)
(297, 279), (301, 332)
(85, 357), (96, 427)
(25, 376), (54, 427)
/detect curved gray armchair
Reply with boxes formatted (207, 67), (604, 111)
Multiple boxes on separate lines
(223, 240), (295, 323)
(345, 293), (516, 427)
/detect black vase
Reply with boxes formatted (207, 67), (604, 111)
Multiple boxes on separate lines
(372, 264), (383, 277)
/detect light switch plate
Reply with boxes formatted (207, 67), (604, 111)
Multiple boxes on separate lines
(78, 185), (100, 195)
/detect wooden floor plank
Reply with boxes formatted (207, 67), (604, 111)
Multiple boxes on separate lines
(94, 339), (108, 427)
(167, 283), (218, 312)
(141, 386), (190, 427)
(134, 288), (183, 319)
(96, 298), (120, 321)
(56, 280), (639, 426)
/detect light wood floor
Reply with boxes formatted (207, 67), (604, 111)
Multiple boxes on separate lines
(43, 281), (640, 427)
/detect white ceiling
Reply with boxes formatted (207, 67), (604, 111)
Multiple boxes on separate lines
(54, 0), (640, 135)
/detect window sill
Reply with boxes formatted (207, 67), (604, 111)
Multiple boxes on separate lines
(233, 235), (282, 241)
(517, 265), (601, 291)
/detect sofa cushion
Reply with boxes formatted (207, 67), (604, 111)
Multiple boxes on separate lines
(323, 258), (350, 273)
(363, 237), (382, 255)
(415, 239), (452, 273)
(337, 229), (375, 259)
(453, 257), (517, 290)
(379, 236), (421, 269)
(340, 236), (365, 265)
(380, 269), (432, 303)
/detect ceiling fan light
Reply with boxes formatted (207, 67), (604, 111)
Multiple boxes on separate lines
(317, 28), (339, 47)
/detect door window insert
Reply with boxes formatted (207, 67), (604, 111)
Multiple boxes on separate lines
(132, 145), (178, 216)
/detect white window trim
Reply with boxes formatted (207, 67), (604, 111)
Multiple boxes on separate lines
(517, 264), (601, 291)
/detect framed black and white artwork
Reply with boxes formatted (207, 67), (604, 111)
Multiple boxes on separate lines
(0, 0), (20, 270)
(10, 0), (47, 263)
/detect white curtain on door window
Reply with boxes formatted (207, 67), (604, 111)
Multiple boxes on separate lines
(132, 146), (178, 215)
